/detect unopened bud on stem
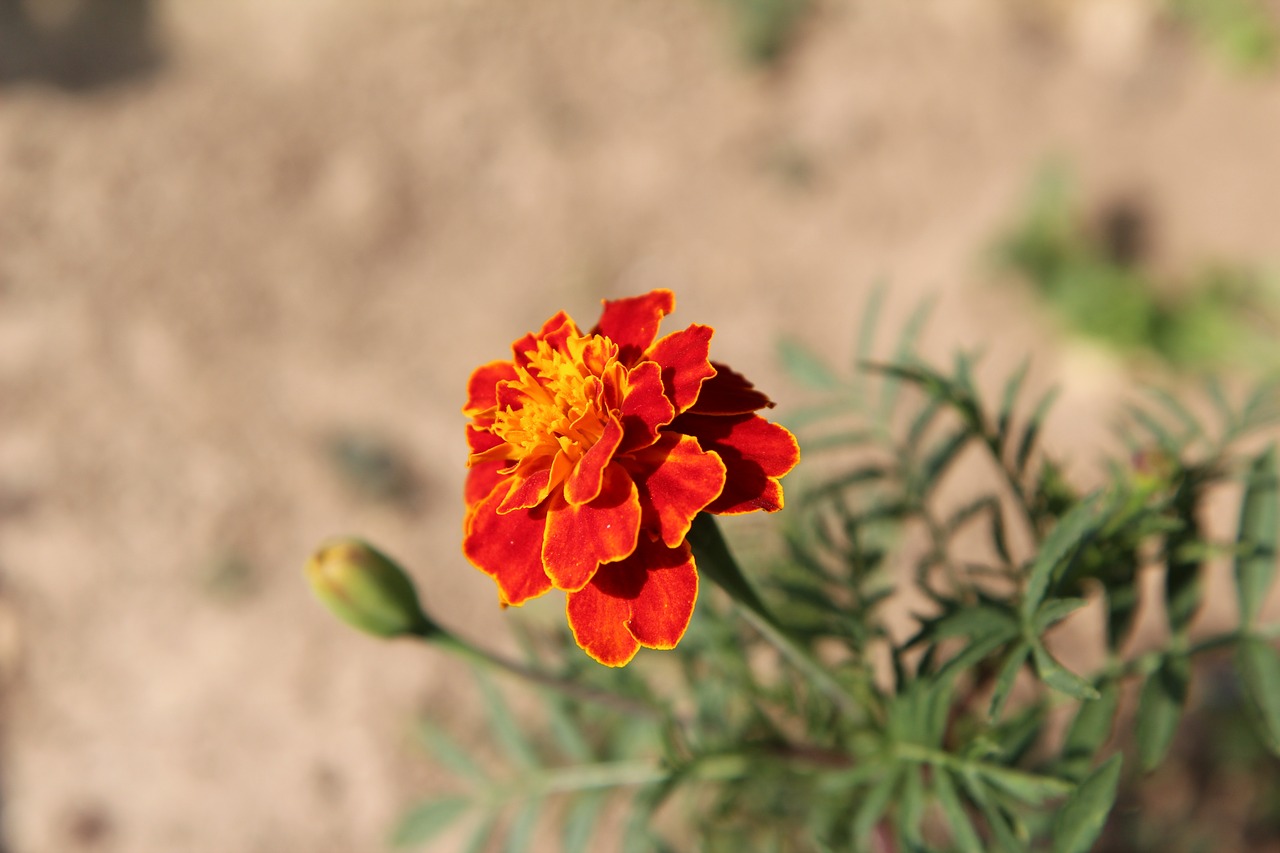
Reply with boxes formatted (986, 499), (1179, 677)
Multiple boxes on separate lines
(305, 538), (437, 638)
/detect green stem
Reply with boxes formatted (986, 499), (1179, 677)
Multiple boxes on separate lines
(423, 629), (665, 721)
(687, 514), (868, 718)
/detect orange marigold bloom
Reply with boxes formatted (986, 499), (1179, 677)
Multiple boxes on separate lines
(463, 290), (799, 666)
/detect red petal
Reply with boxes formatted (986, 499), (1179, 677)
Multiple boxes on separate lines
(672, 413), (799, 514)
(686, 362), (775, 415)
(618, 361), (675, 453)
(624, 538), (698, 650)
(463, 487), (552, 606)
(592, 290), (675, 365)
(644, 324), (716, 414)
(464, 360), (518, 415)
(466, 424), (504, 455)
(541, 463), (641, 592)
(624, 433), (726, 547)
(565, 536), (698, 666)
(565, 417), (624, 505)
(565, 570), (640, 666)
(464, 460), (506, 508)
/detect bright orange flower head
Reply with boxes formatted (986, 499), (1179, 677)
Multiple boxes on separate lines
(463, 290), (799, 666)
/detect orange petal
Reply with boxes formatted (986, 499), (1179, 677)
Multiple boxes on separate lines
(541, 463), (641, 592)
(463, 487), (553, 606)
(592, 290), (675, 365)
(686, 361), (775, 415)
(565, 536), (698, 666)
(645, 324), (716, 414)
(625, 433), (726, 547)
(618, 361), (675, 453)
(498, 464), (553, 513)
(673, 413), (800, 514)
(464, 360), (518, 415)
(565, 417), (624, 506)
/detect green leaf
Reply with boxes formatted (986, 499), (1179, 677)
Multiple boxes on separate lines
(895, 765), (926, 849)
(957, 772), (1023, 853)
(852, 766), (902, 851)
(475, 671), (540, 770)
(973, 763), (1072, 805)
(1236, 445), (1278, 628)
(1135, 655), (1190, 772)
(779, 338), (842, 390)
(921, 427), (974, 494)
(997, 359), (1030, 458)
(562, 792), (605, 853)
(1034, 597), (1089, 632)
(1015, 386), (1060, 474)
(1061, 679), (1119, 781)
(416, 719), (488, 784)
(1032, 644), (1100, 701)
(1237, 635), (1280, 754)
(1022, 494), (1102, 621)
(933, 768), (984, 853)
(988, 643), (1029, 720)
(392, 796), (473, 847)
(1051, 754), (1122, 853)
(504, 798), (541, 853)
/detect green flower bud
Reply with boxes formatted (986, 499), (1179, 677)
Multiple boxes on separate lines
(305, 538), (437, 638)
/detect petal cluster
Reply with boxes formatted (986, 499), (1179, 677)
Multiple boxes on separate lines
(463, 290), (799, 666)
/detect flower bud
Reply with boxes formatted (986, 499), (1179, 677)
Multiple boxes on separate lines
(305, 538), (437, 638)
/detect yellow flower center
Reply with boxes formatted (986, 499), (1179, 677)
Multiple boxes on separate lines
(490, 336), (614, 467)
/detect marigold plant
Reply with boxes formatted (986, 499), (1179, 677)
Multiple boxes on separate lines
(309, 292), (1280, 853)
(461, 290), (799, 665)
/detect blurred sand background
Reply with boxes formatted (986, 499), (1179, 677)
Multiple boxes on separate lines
(2, 0), (1280, 851)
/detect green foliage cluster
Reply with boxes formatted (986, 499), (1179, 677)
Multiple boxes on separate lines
(393, 298), (1280, 852)
(997, 166), (1275, 370)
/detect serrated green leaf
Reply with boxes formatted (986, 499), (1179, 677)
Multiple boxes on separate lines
(988, 643), (1029, 720)
(779, 338), (842, 390)
(1236, 445), (1278, 628)
(1237, 635), (1280, 754)
(1032, 644), (1100, 701)
(1022, 495), (1102, 621)
(416, 719), (488, 784)
(1061, 679), (1119, 781)
(933, 768), (984, 853)
(1051, 754), (1122, 853)
(1136, 654), (1190, 772)
(391, 796), (473, 847)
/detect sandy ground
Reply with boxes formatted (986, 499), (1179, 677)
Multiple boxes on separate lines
(2, 0), (1280, 851)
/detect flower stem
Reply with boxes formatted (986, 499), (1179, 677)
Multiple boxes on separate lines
(421, 628), (665, 720)
(687, 514), (864, 717)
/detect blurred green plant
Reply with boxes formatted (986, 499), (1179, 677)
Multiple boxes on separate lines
(1168, 0), (1278, 70)
(996, 165), (1277, 370)
(717, 0), (809, 65)
(312, 294), (1280, 851)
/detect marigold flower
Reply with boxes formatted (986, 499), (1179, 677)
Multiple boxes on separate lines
(463, 290), (799, 666)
